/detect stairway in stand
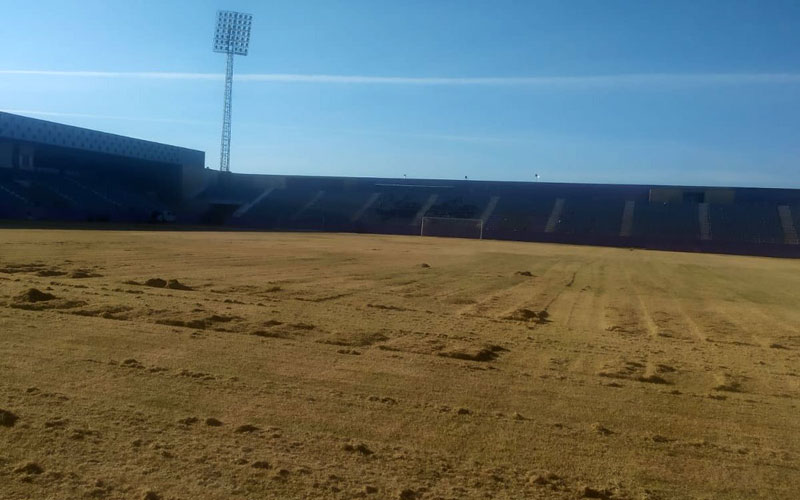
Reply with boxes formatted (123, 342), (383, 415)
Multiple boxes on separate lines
(544, 198), (565, 233)
(619, 200), (635, 237)
(777, 205), (799, 245)
(698, 203), (711, 241)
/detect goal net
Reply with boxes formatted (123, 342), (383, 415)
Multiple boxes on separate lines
(420, 217), (483, 239)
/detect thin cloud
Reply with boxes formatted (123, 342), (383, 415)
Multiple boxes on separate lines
(0, 108), (211, 125)
(0, 70), (219, 80)
(2, 108), (517, 145)
(3, 70), (800, 87)
(236, 72), (800, 87)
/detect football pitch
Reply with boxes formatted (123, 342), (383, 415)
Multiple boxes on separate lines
(1, 230), (799, 499)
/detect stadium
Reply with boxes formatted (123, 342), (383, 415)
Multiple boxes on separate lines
(3, 112), (800, 500)
(3, 4), (800, 500)
(3, 111), (800, 257)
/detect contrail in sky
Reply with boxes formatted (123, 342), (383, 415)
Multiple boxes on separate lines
(0, 109), (210, 125)
(0, 108), (510, 143)
(3, 70), (800, 87)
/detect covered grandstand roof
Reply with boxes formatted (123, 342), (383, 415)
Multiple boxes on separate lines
(0, 112), (204, 168)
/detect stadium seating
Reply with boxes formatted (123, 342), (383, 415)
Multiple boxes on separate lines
(0, 168), (167, 222)
(556, 198), (625, 237)
(484, 192), (556, 239)
(236, 186), (320, 228)
(632, 202), (700, 243)
(790, 205), (800, 237)
(360, 188), (433, 225)
(7, 161), (798, 257)
(293, 189), (374, 230)
(708, 203), (784, 244)
(425, 192), (488, 219)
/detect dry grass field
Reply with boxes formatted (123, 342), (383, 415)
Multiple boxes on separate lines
(1, 229), (799, 500)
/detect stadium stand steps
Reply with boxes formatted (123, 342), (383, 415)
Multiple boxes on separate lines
(351, 192), (380, 222)
(0, 182), (28, 203)
(291, 190), (325, 221)
(233, 187), (274, 218)
(556, 199), (625, 237)
(65, 177), (123, 209)
(709, 203), (784, 244)
(619, 200), (635, 237)
(0, 168), (173, 222)
(544, 198), (565, 233)
(777, 205), (799, 245)
(699, 203), (712, 241)
(411, 194), (440, 226)
(298, 190), (374, 229)
(185, 174), (800, 257)
(632, 202), (701, 243)
(480, 196), (500, 223)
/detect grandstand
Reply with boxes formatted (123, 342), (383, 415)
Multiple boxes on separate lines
(3, 111), (800, 257)
(0, 111), (204, 223)
(208, 175), (800, 257)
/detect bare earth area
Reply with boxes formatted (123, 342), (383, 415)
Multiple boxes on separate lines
(1, 230), (799, 500)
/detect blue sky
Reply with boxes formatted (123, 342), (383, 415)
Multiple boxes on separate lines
(2, 0), (800, 187)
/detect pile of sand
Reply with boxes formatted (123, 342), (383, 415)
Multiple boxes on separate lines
(343, 443), (374, 455)
(166, 279), (192, 290)
(13, 462), (43, 475)
(36, 269), (66, 277)
(11, 288), (85, 311)
(505, 308), (550, 323)
(141, 278), (193, 290)
(15, 288), (56, 303)
(0, 263), (46, 274)
(0, 408), (18, 427)
(438, 344), (507, 362)
(70, 269), (102, 279)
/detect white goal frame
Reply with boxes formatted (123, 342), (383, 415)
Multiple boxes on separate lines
(420, 216), (484, 239)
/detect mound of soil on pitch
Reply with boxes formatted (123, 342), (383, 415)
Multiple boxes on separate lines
(320, 331), (388, 347)
(505, 308), (550, 323)
(157, 314), (241, 330)
(251, 329), (288, 339)
(637, 374), (670, 385)
(70, 269), (102, 279)
(598, 360), (645, 379)
(36, 269), (66, 277)
(141, 278), (192, 290)
(0, 408), (19, 427)
(16, 288), (56, 303)
(713, 381), (743, 392)
(0, 263), (46, 274)
(13, 462), (43, 475)
(235, 424), (259, 433)
(11, 289), (85, 311)
(166, 279), (193, 291)
(438, 344), (507, 362)
(343, 442), (374, 455)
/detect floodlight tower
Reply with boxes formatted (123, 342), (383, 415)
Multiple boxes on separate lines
(213, 10), (253, 173)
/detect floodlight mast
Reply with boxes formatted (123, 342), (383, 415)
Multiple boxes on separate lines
(213, 10), (252, 173)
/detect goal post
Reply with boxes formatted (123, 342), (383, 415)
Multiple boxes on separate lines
(420, 217), (483, 239)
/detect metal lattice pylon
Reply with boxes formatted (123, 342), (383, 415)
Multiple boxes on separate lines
(219, 52), (234, 173)
(213, 10), (253, 173)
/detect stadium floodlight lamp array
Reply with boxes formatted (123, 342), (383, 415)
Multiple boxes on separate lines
(213, 10), (253, 173)
(213, 10), (252, 56)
